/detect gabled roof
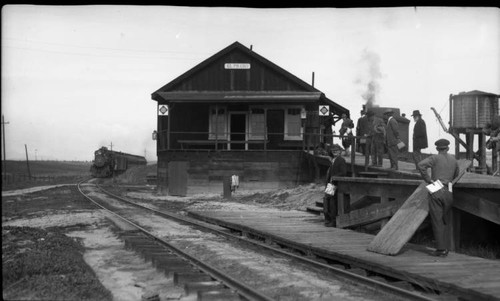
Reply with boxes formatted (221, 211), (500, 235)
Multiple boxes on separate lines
(151, 41), (348, 114)
(454, 90), (499, 97)
(152, 41), (319, 94)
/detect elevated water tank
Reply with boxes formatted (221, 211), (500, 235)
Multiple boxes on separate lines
(450, 90), (500, 129)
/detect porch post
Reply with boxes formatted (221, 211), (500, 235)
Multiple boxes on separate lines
(215, 104), (218, 150)
(167, 105), (171, 150)
(264, 108), (267, 151)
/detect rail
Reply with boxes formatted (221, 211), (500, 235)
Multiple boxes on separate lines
(77, 180), (275, 301)
(86, 182), (438, 301)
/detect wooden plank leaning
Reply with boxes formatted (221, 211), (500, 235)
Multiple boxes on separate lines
(366, 159), (472, 256)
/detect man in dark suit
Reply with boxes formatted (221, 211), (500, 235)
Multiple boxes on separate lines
(323, 144), (347, 227)
(365, 110), (386, 167)
(411, 110), (428, 170)
(384, 109), (400, 170)
(356, 109), (369, 155)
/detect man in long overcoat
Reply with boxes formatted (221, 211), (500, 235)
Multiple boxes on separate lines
(365, 110), (385, 167)
(323, 144), (347, 227)
(411, 110), (428, 170)
(356, 110), (369, 155)
(384, 109), (400, 170)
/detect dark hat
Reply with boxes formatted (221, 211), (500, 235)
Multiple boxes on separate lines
(411, 110), (422, 117)
(366, 111), (375, 117)
(331, 144), (343, 151)
(435, 139), (450, 149)
(329, 144), (344, 157)
(383, 109), (394, 115)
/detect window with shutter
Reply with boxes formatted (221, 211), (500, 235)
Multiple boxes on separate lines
(209, 106), (228, 140)
(249, 108), (266, 140)
(285, 107), (303, 140)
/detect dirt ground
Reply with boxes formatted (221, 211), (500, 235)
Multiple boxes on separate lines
(3, 183), (393, 301)
(1, 184), (189, 301)
(3, 173), (497, 301)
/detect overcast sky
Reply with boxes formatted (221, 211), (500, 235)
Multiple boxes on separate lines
(2, 5), (499, 161)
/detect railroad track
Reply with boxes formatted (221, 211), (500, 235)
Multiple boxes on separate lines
(78, 180), (439, 301)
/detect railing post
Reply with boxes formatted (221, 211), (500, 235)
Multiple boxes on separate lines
(351, 137), (356, 177)
(223, 176), (232, 199)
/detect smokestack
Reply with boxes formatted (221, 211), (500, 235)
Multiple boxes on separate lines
(250, 45), (253, 51)
(312, 72), (315, 87)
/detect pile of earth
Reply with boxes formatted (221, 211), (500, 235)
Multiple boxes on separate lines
(234, 183), (325, 211)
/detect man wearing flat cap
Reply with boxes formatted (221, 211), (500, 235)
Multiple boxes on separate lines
(411, 110), (428, 171)
(323, 144), (347, 227)
(417, 138), (459, 257)
(384, 109), (399, 170)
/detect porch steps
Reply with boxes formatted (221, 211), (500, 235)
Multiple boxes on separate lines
(306, 199), (324, 215)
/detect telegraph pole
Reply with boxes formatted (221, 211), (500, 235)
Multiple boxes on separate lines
(2, 115), (9, 181)
(109, 142), (113, 151)
(25, 144), (32, 178)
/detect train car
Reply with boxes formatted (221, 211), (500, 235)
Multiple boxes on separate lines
(90, 146), (147, 178)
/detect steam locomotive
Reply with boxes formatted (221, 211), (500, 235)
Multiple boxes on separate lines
(90, 147), (147, 178)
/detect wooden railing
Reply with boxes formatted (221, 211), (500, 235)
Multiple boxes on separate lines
(156, 130), (361, 152)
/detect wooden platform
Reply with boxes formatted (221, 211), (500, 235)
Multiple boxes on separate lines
(187, 210), (500, 301)
(307, 151), (500, 233)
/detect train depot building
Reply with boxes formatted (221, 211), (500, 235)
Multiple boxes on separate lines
(151, 41), (348, 196)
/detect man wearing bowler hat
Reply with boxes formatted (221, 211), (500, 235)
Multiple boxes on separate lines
(417, 138), (459, 257)
(411, 110), (428, 171)
(384, 109), (399, 170)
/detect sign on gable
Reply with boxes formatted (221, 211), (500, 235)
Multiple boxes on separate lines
(319, 105), (330, 116)
(158, 104), (169, 116)
(224, 63), (251, 69)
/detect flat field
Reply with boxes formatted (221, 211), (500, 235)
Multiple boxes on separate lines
(2, 160), (91, 191)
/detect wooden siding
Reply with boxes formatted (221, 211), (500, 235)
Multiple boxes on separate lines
(451, 94), (499, 129)
(170, 48), (306, 92)
(157, 150), (312, 195)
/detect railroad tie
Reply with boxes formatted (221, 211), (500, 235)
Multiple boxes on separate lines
(184, 281), (225, 296)
(197, 290), (241, 301)
(173, 272), (213, 286)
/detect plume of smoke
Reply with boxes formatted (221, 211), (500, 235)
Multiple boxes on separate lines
(359, 48), (382, 108)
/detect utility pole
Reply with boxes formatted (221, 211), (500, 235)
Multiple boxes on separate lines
(2, 115), (9, 181)
(109, 141), (113, 151)
(25, 144), (32, 178)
